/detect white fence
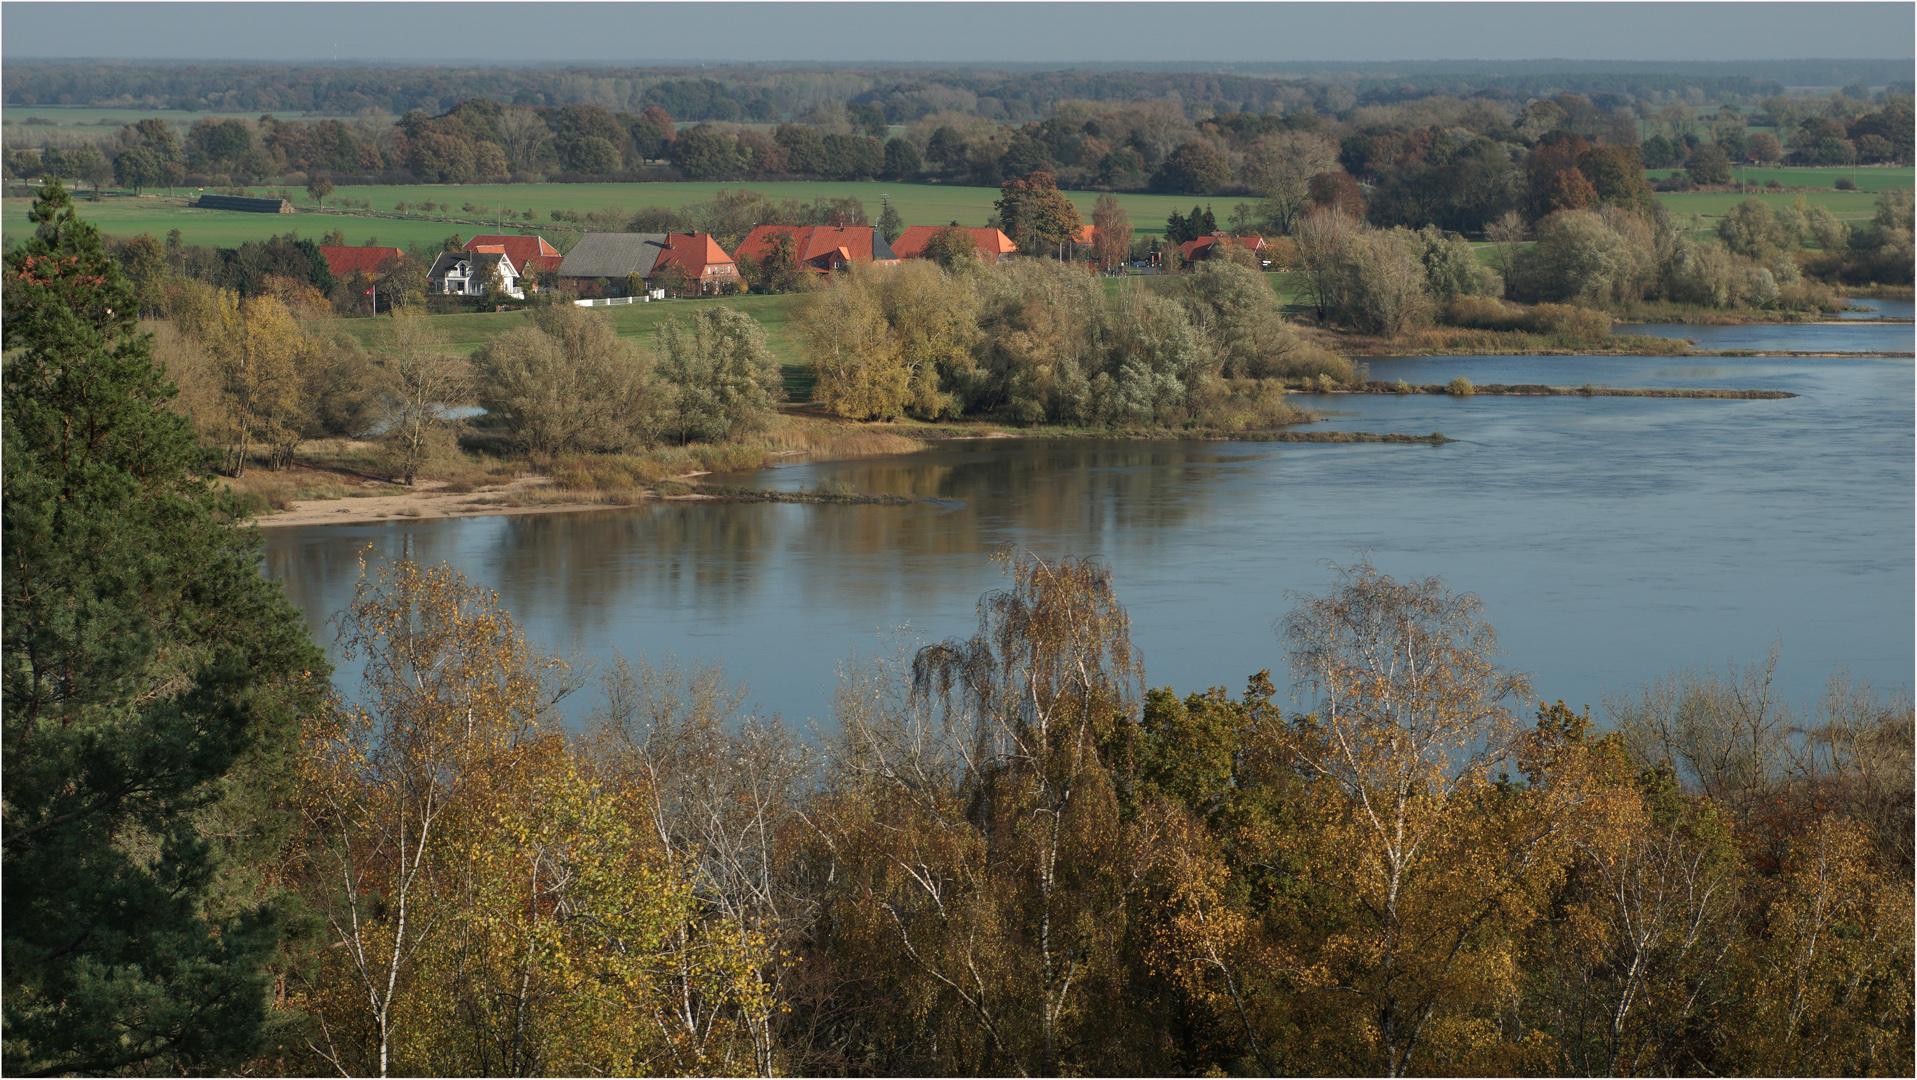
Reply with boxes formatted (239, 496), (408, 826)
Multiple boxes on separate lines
(573, 290), (667, 307)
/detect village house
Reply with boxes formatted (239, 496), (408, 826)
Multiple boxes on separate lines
(733, 225), (900, 274)
(463, 234), (564, 284)
(555, 232), (738, 295)
(890, 225), (1017, 264)
(426, 247), (525, 299)
(1179, 231), (1270, 267)
(318, 245), (404, 280)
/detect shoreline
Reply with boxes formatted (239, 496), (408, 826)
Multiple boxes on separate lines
(251, 427), (1453, 529)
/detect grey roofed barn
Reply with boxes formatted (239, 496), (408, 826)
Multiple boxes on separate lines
(556, 232), (671, 279)
(193, 194), (293, 213)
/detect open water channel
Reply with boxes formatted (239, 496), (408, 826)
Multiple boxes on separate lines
(264, 318), (1914, 726)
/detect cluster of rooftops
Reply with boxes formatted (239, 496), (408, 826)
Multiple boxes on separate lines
(316, 224), (1268, 300)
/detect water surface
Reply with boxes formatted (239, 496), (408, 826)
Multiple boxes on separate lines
(1615, 320), (1914, 352)
(265, 325), (1914, 726)
(1836, 298), (1915, 321)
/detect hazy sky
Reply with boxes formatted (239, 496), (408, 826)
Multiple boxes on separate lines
(4, 2), (1912, 64)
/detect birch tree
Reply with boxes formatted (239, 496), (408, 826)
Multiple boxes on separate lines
(1276, 561), (1554, 1077)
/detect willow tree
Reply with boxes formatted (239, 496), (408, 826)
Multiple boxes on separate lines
(809, 551), (1144, 1076)
(472, 304), (658, 455)
(654, 306), (784, 444)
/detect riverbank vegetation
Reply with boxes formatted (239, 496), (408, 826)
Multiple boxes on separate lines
(801, 258), (1341, 425)
(1297, 190), (1911, 335)
(14, 184), (1864, 526)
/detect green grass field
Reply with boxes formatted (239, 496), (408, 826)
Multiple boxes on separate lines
(3, 180), (1237, 251)
(318, 291), (820, 398)
(1645, 165), (1913, 192)
(1655, 187), (1894, 222)
(1, 195), (511, 251)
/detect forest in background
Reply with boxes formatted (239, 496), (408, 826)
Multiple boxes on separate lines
(7, 58), (1914, 121)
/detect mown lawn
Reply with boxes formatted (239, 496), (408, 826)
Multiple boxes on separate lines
(4, 179), (1232, 251)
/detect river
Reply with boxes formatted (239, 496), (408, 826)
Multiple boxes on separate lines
(264, 320), (1914, 726)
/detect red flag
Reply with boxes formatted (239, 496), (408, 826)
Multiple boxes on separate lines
(364, 287), (374, 296)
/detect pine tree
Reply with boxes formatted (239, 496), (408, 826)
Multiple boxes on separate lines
(2, 180), (326, 1075)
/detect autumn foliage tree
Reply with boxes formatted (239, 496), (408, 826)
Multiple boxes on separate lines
(994, 170), (1083, 257)
(1091, 192), (1134, 272)
(808, 551), (1144, 1076)
(290, 559), (774, 1077)
(1274, 562), (1554, 1076)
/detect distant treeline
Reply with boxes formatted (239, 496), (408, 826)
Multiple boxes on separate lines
(1359, 73), (1785, 101)
(8, 58), (1897, 122)
(1239, 57), (1915, 87)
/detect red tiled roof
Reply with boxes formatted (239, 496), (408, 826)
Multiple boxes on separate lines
(735, 225), (899, 269)
(464, 234), (562, 265)
(650, 232), (736, 278)
(1072, 225), (1097, 245)
(1178, 233), (1268, 261)
(891, 225), (1019, 261)
(319, 245), (403, 277)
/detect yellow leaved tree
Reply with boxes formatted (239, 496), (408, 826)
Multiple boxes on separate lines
(203, 291), (311, 475)
(1272, 561), (1566, 1077)
(291, 558), (771, 1077)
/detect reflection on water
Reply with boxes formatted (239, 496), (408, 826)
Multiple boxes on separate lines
(266, 328), (1914, 727)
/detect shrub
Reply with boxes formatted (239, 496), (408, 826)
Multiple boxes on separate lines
(653, 307), (785, 444)
(474, 305), (664, 454)
(1766, 179), (1784, 190)
(1526, 303), (1611, 343)
(1443, 295), (1529, 332)
(1448, 376), (1474, 397)
(1775, 277), (1842, 312)
(1835, 176), (1857, 191)
(1394, 379), (1413, 395)
(1442, 297), (1608, 341)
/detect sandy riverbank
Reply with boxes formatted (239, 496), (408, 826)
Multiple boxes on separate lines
(254, 476), (619, 528)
